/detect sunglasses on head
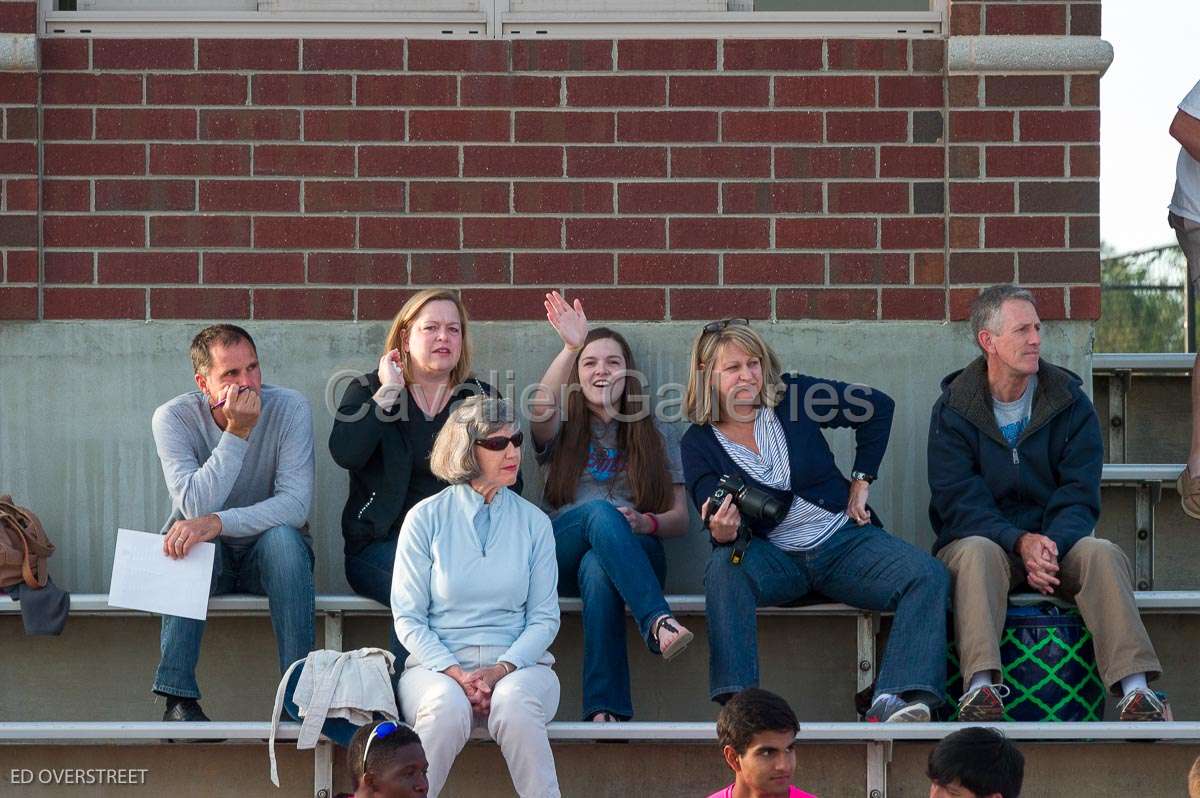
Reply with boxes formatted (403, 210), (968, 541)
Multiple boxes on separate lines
(474, 431), (524, 451)
(361, 720), (413, 773)
(703, 317), (750, 334)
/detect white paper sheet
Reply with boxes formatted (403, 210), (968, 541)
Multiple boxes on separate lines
(108, 528), (215, 621)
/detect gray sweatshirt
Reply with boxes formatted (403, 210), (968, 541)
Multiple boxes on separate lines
(151, 385), (315, 548)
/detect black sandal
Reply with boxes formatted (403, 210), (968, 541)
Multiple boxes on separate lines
(652, 615), (694, 661)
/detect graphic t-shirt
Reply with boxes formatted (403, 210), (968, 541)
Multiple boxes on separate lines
(536, 415), (683, 520)
(993, 375), (1037, 447)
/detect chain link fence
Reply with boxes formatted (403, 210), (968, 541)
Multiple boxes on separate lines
(1097, 244), (1191, 353)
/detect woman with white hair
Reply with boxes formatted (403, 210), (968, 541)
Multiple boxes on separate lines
(391, 395), (561, 798)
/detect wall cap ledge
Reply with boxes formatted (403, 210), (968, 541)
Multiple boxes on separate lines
(948, 35), (1114, 76)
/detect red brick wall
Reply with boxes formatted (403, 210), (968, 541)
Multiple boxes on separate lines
(948, 0), (1102, 320)
(0, 1), (38, 319)
(0, 20), (1102, 322)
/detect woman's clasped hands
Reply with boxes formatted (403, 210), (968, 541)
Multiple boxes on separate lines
(444, 663), (511, 716)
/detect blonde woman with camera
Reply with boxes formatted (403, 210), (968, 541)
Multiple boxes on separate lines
(680, 319), (950, 722)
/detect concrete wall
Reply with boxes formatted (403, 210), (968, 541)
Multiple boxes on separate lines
(0, 318), (1094, 595)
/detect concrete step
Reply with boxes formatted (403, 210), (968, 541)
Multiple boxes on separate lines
(4, 608), (1200, 724)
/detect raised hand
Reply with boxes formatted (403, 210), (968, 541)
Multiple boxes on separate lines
(377, 348), (405, 389)
(544, 290), (588, 351)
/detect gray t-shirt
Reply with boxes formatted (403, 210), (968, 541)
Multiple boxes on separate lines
(993, 375), (1037, 447)
(536, 416), (683, 520)
(151, 385), (315, 548)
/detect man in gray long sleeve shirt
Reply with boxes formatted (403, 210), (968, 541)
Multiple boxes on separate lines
(152, 324), (316, 723)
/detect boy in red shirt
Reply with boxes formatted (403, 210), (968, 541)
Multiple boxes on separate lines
(706, 689), (817, 798)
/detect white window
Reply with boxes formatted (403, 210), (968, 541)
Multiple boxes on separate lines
(44, 0), (943, 37)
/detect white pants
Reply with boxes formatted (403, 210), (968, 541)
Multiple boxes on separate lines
(398, 645), (561, 798)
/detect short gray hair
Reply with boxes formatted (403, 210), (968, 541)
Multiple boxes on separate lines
(429, 395), (518, 484)
(969, 284), (1037, 351)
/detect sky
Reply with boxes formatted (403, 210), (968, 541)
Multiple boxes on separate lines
(1100, 1), (1200, 255)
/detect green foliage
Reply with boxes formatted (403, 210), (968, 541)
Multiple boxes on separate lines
(1096, 245), (1189, 352)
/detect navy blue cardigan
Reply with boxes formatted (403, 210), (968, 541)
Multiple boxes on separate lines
(681, 373), (895, 541)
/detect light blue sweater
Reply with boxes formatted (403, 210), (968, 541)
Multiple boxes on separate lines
(391, 483), (560, 672)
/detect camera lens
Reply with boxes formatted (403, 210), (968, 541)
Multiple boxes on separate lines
(736, 484), (788, 524)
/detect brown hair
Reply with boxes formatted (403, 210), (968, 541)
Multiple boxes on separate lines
(1189, 754), (1200, 798)
(717, 688), (799, 756)
(542, 328), (672, 513)
(190, 324), (257, 376)
(684, 322), (783, 426)
(383, 289), (472, 387)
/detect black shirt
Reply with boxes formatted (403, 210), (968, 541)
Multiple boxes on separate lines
(399, 391), (452, 521)
(329, 372), (521, 555)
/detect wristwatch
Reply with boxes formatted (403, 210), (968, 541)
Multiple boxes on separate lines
(850, 471), (876, 484)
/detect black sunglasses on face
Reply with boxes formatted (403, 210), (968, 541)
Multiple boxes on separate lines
(474, 431), (524, 451)
(703, 317), (750, 334)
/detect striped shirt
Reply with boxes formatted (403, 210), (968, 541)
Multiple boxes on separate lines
(713, 408), (846, 552)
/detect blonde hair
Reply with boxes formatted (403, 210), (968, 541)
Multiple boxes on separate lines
(383, 288), (472, 387)
(429, 395), (517, 484)
(684, 323), (783, 425)
(1189, 755), (1200, 798)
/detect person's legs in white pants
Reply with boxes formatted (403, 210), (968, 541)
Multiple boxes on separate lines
(487, 663), (562, 798)
(397, 666), (472, 798)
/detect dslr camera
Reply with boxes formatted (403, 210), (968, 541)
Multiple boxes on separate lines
(704, 475), (788, 565)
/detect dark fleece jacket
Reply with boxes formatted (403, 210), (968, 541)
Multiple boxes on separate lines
(927, 356), (1102, 558)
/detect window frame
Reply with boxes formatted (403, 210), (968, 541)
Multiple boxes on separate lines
(39, 0), (946, 38)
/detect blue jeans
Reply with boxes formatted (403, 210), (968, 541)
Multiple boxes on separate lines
(553, 500), (669, 720)
(344, 537), (409, 667)
(705, 521), (950, 705)
(153, 525), (316, 701)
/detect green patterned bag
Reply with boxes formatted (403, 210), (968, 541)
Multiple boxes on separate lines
(1000, 604), (1104, 721)
(946, 604), (1105, 722)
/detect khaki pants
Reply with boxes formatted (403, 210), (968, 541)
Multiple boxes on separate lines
(938, 536), (1162, 693)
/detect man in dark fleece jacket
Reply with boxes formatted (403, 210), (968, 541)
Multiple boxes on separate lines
(929, 284), (1165, 723)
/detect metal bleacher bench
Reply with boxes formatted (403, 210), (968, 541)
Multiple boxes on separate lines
(5, 592), (1200, 797)
(1091, 353), (1192, 591)
(3, 720), (1200, 798)
(1101, 463), (1184, 591)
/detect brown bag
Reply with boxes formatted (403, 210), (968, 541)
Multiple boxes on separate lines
(0, 495), (54, 590)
